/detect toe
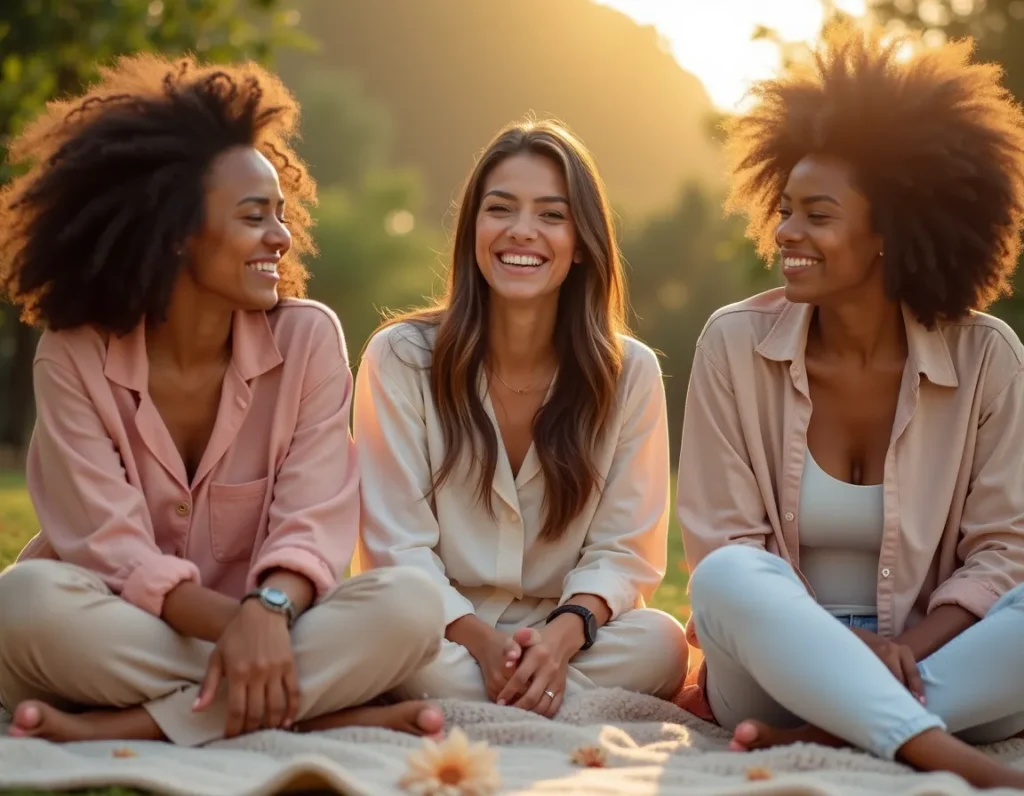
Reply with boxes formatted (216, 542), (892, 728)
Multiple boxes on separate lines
(733, 721), (759, 745)
(417, 705), (445, 735)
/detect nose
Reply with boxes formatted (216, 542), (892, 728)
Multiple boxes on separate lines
(507, 210), (538, 242)
(775, 215), (805, 248)
(265, 217), (292, 254)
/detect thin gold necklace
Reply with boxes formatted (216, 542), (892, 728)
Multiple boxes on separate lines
(489, 369), (552, 395)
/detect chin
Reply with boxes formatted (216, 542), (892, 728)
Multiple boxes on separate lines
(783, 282), (819, 305)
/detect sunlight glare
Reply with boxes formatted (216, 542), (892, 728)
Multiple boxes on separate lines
(596, 0), (868, 110)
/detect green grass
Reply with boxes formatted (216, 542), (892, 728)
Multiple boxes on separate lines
(0, 470), (688, 796)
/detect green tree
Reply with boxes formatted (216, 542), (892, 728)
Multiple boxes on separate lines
(0, 0), (310, 450)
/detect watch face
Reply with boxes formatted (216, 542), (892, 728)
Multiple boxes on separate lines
(263, 589), (288, 607)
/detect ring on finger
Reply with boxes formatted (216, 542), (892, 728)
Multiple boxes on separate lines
(544, 689), (556, 699)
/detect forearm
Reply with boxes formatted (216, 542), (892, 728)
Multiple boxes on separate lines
(161, 582), (239, 642)
(446, 614), (497, 659)
(894, 604), (979, 661)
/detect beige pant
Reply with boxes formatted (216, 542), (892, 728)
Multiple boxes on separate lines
(0, 560), (444, 746)
(392, 607), (688, 703)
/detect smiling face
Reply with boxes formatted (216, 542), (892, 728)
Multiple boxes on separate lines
(776, 154), (884, 307)
(474, 152), (581, 306)
(184, 145), (292, 311)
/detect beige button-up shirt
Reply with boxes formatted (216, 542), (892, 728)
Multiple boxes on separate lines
(674, 288), (1024, 718)
(350, 323), (671, 628)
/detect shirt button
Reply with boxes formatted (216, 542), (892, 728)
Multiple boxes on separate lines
(784, 512), (795, 522)
(881, 567), (891, 578)
(507, 512), (517, 523)
(176, 502), (191, 517)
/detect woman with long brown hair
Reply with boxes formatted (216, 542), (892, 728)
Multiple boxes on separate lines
(351, 119), (687, 716)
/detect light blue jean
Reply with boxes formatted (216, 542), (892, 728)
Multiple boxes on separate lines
(689, 545), (1024, 760)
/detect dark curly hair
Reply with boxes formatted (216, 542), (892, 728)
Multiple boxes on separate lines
(0, 53), (316, 334)
(723, 22), (1024, 326)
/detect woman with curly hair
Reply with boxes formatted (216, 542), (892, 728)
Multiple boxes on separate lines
(675, 23), (1024, 788)
(350, 119), (687, 715)
(0, 54), (446, 745)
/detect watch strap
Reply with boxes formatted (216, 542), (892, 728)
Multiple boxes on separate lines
(243, 587), (297, 626)
(546, 604), (596, 650)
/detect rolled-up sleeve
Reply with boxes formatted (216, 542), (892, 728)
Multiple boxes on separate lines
(929, 366), (1024, 617)
(677, 342), (771, 571)
(27, 357), (200, 616)
(249, 315), (357, 598)
(559, 346), (670, 620)
(353, 331), (476, 626)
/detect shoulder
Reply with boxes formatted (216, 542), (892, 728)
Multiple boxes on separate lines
(618, 334), (663, 385)
(698, 288), (788, 350)
(362, 320), (436, 373)
(940, 311), (1024, 401)
(34, 325), (108, 372)
(695, 288), (789, 369)
(941, 311), (1024, 368)
(266, 298), (349, 365)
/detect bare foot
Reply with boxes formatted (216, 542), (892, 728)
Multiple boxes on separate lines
(7, 700), (163, 742)
(296, 700), (445, 740)
(729, 719), (846, 752)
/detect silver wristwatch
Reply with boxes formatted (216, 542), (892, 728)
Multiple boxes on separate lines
(242, 587), (297, 627)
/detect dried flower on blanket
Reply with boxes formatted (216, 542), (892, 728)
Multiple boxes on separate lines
(746, 766), (773, 781)
(111, 747), (138, 758)
(399, 727), (500, 796)
(570, 745), (607, 768)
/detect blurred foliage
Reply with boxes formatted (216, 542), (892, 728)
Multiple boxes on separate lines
(622, 184), (771, 454)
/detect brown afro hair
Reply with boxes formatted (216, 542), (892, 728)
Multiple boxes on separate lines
(723, 21), (1024, 326)
(0, 52), (317, 334)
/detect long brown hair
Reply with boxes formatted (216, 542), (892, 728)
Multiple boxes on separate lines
(380, 118), (628, 541)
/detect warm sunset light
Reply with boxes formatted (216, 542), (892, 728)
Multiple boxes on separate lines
(597, 0), (869, 109)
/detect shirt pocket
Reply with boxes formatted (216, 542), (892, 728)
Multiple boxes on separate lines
(208, 477), (270, 563)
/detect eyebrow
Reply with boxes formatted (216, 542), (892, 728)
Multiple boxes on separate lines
(483, 189), (569, 205)
(781, 192), (841, 207)
(236, 196), (285, 207)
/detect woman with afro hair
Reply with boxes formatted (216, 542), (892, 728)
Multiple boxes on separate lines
(676, 22), (1024, 789)
(0, 54), (447, 745)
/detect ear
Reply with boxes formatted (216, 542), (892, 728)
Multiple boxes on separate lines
(572, 248), (583, 265)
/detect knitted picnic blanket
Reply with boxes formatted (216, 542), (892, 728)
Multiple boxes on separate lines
(1, 688), (1022, 795)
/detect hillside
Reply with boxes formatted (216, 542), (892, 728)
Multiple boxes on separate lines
(280, 0), (725, 226)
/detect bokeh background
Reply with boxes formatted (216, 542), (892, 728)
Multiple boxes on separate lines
(3, 0), (1024, 623)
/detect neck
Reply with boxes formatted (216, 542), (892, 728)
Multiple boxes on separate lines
(146, 282), (233, 371)
(487, 295), (558, 382)
(812, 296), (906, 366)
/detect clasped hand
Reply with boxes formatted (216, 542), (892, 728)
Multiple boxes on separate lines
(475, 626), (572, 718)
(851, 627), (926, 704)
(192, 600), (300, 737)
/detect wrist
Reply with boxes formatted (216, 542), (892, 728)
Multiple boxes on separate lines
(544, 615), (586, 660)
(240, 594), (290, 625)
(446, 615), (495, 659)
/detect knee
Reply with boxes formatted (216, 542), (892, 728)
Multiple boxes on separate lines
(688, 544), (781, 614)
(628, 609), (689, 687)
(0, 560), (86, 645)
(989, 581), (1024, 616)
(345, 566), (445, 647)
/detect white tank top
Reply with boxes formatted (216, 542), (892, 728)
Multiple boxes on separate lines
(797, 448), (884, 616)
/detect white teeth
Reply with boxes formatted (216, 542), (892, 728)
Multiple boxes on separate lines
(783, 257), (820, 268)
(499, 253), (545, 267)
(247, 262), (277, 272)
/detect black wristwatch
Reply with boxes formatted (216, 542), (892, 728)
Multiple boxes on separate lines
(546, 604), (597, 650)
(242, 587), (297, 627)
